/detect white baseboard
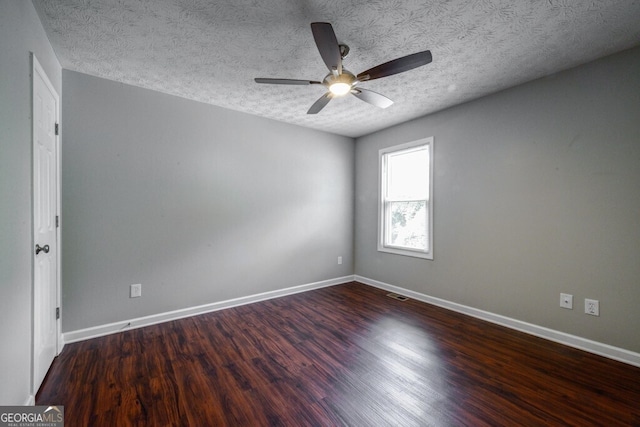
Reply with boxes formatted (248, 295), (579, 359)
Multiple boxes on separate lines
(63, 274), (640, 368)
(355, 275), (640, 368)
(63, 275), (355, 344)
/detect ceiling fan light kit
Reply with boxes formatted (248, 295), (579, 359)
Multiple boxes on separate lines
(329, 82), (351, 96)
(255, 22), (432, 114)
(325, 70), (355, 96)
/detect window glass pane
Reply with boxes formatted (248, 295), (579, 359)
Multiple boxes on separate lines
(388, 200), (427, 250)
(387, 148), (429, 200)
(378, 137), (433, 259)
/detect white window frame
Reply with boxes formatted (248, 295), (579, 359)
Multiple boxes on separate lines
(378, 137), (434, 260)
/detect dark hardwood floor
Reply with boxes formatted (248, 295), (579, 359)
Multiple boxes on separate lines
(37, 282), (640, 426)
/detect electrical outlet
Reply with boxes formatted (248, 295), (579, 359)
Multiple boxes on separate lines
(585, 299), (599, 316)
(560, 293), (573, 309)
(130, 283), (142, 298)
(337, 256), (343, 265)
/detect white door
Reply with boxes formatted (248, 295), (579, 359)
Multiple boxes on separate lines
(32, 55), (60, 393)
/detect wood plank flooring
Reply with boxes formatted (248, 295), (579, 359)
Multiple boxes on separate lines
(37, 282), (640, 426)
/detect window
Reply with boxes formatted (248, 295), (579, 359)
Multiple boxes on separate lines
(378, 137), (433, 259)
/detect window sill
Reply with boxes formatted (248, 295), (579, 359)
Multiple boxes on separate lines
(378, 245), (433, 260)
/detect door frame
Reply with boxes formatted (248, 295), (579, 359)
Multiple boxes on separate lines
(31, 53), (62, 396)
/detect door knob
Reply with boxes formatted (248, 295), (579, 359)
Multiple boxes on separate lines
(35, 244), (50, 255)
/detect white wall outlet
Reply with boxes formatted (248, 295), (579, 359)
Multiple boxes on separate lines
(130, 283), (142, 298)
(560, 293), (573, 309)
(585, 299), (599, 316)
(337, 256), (343, 265)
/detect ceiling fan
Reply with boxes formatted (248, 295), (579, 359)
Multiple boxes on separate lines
(255, 22), (432, 114)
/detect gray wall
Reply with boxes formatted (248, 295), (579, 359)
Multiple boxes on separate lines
(355, 46), (640, 353)
(61, 70), (354, 332)
(0, 1), (62, 405)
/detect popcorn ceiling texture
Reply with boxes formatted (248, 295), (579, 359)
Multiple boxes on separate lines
(33, 0), (640, 137)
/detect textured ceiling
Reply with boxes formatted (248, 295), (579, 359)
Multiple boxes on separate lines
(33, 0), (640, 138)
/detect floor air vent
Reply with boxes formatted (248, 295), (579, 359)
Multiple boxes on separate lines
(386, 292), (409, 301)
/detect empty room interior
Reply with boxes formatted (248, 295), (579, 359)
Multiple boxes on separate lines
(2, 1), (640, 425)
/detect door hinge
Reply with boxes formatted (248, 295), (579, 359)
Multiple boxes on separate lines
(56, 307), (60, 320)
(56, 215), (59, 228)
(55, 123), (59, 135)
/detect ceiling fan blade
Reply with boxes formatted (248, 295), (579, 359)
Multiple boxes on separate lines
(255, 78), (321, 85)
(307, 92), (333, 114)
(351, 88), (394, 109)
(311, 22), (342, 75)
(357, 50), (432, 81)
